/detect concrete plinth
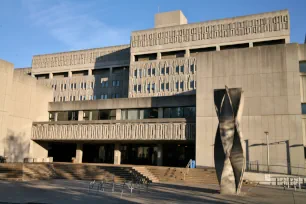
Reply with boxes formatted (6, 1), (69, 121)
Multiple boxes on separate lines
(75, 143), (83, 163)
(114, 143), (121, 165)
(157, 144), (163, 166)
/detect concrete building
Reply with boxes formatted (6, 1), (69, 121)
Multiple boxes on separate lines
(1, 9), (306, 174)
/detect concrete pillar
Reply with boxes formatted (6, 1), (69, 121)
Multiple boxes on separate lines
(54, 112), (58, 121)
(158, 108), (163, 118)
(157, 52), (162, 60)
(130, 54), (135, 62)
(185, 49), (190, 58)
(216, 45), (220, 51)
(157, 144), (163, 166)
(116, 109), (121, 120)
(114, 143), (121, 165)
(68, 71), (72, 77)
(31, 73), (35, 78)
(249, 42), (253, 47)
(78, 111), (84, 121)
(49, 73), (53, 79)
(89, 111), (93, 121)
(88, 69), (92, 76)
(75, 143), (83, 163)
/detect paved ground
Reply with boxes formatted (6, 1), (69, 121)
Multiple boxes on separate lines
(0, 179), (305, 204)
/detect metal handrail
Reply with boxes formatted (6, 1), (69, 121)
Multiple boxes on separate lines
(183, 159), (192, 181)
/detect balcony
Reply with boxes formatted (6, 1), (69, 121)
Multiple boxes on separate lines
(31, 118), (195, 141)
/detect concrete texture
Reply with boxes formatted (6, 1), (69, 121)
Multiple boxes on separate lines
(0, 59), (53, 162)
(196, 43), (305, 175)
(0, 179), (305, 204)
(155, 10), (187, 28)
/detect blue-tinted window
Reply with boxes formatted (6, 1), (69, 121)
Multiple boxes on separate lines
(300, 61), (306, 72)
(302, 104), (306, 114)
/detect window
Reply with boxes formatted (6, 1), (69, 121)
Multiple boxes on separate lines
(80, 83), (83, 89)
(54, 85), (57, 90)
(148, 68), (151, 76)
(190, 80), (195, 89)
(60, 84), (63, 91)
(91, 82), (94, 89)
(79, 96), (82, 101)
(84, 83), (87, 89)
(176, 66), (179, 73)
(134, 69), (137, 77)
(89, 95), (92, 100)
(63, 97), (65, 102)
(116, 93), (120, 98)
(121, 109), (158, 120)
(138, 85), (142, 92)
(166, 67), (169, 74)
(134, 85), (137, 92)
(64, 84), (66, 90)
(161, 67), (165, 75)
(83, 96), (86, 100)
(190, 64), (195, 72)
(180, 81), (184, 90)
(68, 111), (78, 121)
(73, 96), (75, 101)
(166, 82), (169, 90)
(180, 65), (184, 73)
(300, 61), (306, 73)
(102, 81), (109, 88)
(152, 83), (155, 92)
(70, 96), (72, 101)
(94, 95), (97, 100)
(101, 94), (108, 99)
(74, 83), (77, 89)
(176, 82), (179, 90)
(112, 80), (120, 87)
(60, 97), (62, 101)
(70, 84), (73, 89)
(53, 97), (56, 102)
(147, 84), (150, 93)
(152, 68), (155, 75)
(163, 107), (195, 119)
(161, 83), (164, 91)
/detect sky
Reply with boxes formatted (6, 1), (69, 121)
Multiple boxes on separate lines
(0, 0), (305, 68)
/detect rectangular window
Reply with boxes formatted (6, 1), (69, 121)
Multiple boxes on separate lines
(161, 67), (165, 75)
(190, 80), (194, 89)
(180, 65), (184, 73)
(134, 69), (137, 77)
(80, 83), (83, 89)
(166, 82), (169, 90)
(91, 82), (94, 89)
(112, 80), (120, 87)
(180, 81), (184, 90)
(83, 96), (86, 100)
(74, 83), (77, 89)
(190, 64), (194, 72)
(148, 68), (151, 76)
(94, 95), (96, 100)
(70, 96), (72, 101)
(147, 84), (150, 93)
(176, 82), (179, 90)
(54, 85), (57, 90)
(166, 67), (169, 74)
(138, 85), (141, 92)
(53, 97), (56, 102)
(152, 68), (155, 75)
(79, 96), (82, 101)
(116, 93), (120, 98)
(161, 83), (164, 91)
(111, 93), (115, 98)
(176, 66), (179, 73)
(152, 83), (155, 92)
(300, 61), (306, 72)
(134, 85), (137, 92)
(116, 80), (120, 87)
(70, 84), (73, 89)
(104, 94), (108, 99)
(84, 83), (87, 89)
(63, 97), (65, 102)
(64, 84), (66, 90)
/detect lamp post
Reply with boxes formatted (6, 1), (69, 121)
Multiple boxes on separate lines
(264, 131), (270, 173)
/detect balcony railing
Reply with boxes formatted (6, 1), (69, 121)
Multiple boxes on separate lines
(31, 118), (195, 141)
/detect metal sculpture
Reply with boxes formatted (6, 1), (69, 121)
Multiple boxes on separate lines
(214, 86), (245, 194)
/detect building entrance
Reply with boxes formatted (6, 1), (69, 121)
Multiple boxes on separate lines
(83, 144), (114, 163)
(120, 144), (157, 165)
(48, 143), (76, 162)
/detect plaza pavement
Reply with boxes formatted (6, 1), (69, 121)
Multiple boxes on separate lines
(0, 179), (305, 204)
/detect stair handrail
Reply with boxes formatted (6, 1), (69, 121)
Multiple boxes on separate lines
(183, 159), (192, 181)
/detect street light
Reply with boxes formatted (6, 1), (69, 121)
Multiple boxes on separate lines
(264, 131), (270, 173)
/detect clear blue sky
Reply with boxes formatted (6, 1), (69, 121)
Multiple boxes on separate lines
(0, 0), (305, 68)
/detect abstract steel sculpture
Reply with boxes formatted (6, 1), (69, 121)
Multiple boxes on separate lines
(214, 86), (245, 194)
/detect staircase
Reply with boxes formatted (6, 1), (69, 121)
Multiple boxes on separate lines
(132, 166), (159, 183)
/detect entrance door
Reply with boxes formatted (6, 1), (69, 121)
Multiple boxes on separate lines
(83, 144), (114, 163)
(120, 144), (157, 165)
(48, 143), (76, 162)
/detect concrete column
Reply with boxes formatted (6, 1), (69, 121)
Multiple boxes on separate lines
(216, 45), (220, 51)
(157, 144), (163, 166)
(49, 73), (53, 79)
(158, 108), (163, 118)
(68, 71), (72, 77)
(185, 49), (190, 58)
(75, 143), (83, 163)
(54, 112), (58, 121)
(157, 52), (162, 60)
(89, 111), (93, 121)
(116, 109), (121, 120)
(88, 69), (92, 76)
(78, 111), (84, 121)
(249, 42), (253, 47)
(130, 54), (135, 62)
(114, 143), (121, 165)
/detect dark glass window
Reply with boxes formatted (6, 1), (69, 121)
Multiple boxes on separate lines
(152, 68), (155, 75)
(176, 82), (179, 90)
(161, 67), (165, 75)
(176, 66), (179, 73)
(161, 83), (164, 91)
(134, 69), (137, 77)
(148, 68), (151, 75)
(300, 61), (306, 73)
(180, 82), (184, 90)
(180, 65), (184, 73)
(302, 104), (306, 114)
(190, 80), (195, 89)
(134, 85), (137, 92)
(138, 85), (141, 92)
(147, 84), (150, 92)
(68, 111), (78, 121)
(166, 83), (169, 90)
(166, 67), (169, 74)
